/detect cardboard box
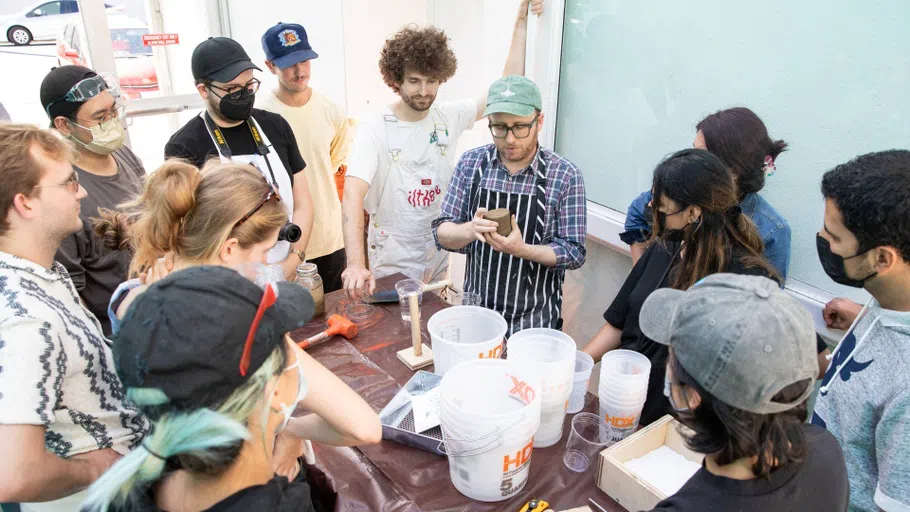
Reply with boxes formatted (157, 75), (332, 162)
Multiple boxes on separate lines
(595, 415), (704, 512)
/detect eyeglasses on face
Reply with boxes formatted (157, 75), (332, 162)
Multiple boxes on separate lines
(34, 171), (80, 194)
(488, 116), (539, 139)
(208, 78), (261, 101)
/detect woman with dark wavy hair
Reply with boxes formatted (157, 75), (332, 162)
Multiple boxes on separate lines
(622, 107), (791, 279)
(584, 149), (780, 427)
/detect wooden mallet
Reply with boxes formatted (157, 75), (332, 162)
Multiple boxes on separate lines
(397, 279), (450, 370)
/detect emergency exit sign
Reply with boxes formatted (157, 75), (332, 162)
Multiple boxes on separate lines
(142, 33), (179, 46)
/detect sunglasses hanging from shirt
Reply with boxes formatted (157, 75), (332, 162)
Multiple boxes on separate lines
(203, 112), (301, 243)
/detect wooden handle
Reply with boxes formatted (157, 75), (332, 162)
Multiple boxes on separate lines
(409, 293), (422, 356)
(422, 279), (452, 293)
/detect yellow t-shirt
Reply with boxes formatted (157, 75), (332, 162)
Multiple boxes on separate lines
(258, 89), (351, 259)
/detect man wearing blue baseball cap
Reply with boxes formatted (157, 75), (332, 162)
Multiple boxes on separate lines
(259, 22), (350, 293)
(432, 75), (587, 336)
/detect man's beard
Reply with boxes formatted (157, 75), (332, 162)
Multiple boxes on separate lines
(402, 91), (436, 112)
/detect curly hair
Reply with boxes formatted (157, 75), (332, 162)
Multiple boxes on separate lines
(821, 150), (910, 262)
(379, 25), (457, 92)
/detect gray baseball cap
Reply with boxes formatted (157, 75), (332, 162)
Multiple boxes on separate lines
(639, 273), (817, 414)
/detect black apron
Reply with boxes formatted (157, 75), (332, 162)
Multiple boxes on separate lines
(464, 146), (562, 337)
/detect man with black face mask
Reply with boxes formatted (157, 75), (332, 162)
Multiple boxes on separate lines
(811, 150), (910, 512)
(165, 37), (314, 281)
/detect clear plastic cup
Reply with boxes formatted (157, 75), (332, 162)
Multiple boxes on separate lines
(567, 351), (595, 414)
(447, 291), (482, 307)
(563, 412), (613, 472)
(395, 279), (424, 322)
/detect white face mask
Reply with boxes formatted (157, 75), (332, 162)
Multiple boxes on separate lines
(70, 118), (125, 155)
(274, 358), (307, 432)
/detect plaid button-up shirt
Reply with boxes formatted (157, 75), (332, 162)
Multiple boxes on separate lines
(433, 144), (587, 270)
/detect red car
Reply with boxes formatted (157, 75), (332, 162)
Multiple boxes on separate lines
(57, 16), (158, 100)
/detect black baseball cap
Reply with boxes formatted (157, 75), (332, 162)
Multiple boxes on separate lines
(191, 37), (262, 83)
(40, 65), (96, 120)
(114, 266), (314, 418)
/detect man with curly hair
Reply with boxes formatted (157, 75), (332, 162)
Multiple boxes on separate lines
(341, 0), (543, 297)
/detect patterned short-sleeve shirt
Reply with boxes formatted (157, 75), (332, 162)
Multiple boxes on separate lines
(0, 251), (148, 457)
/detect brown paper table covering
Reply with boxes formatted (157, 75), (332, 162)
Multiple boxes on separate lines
(289, 274), (627, 512)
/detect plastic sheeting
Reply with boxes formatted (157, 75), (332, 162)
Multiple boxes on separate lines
(289, 275), (626, 512)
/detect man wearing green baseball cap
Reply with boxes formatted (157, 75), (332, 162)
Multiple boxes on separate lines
(433, 75), (587, 336)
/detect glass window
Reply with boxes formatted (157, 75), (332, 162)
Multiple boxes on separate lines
(555, 0), (910, 298)
(63, 23), (75, 44)
(30, 2), (63, 16)
(61, 1), (79, 14)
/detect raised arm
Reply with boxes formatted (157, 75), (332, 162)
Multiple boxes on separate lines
(475, 0), (544, 120)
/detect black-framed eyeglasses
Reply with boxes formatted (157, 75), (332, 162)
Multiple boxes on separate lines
(34, 171), (80, 194)
(488, 116), (539, 139)
(207, 78), (261, 101)
(235, 180), (280, 227)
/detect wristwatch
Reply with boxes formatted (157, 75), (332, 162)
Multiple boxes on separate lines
(290, 248), (305, 262)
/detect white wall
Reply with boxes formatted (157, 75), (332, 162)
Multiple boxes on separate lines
(225, 0), (347, 109)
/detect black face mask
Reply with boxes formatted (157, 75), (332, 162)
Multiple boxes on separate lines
(216, 91), (255, 122)
(657, 209), (696, 243)
(816, 234), (877, 288)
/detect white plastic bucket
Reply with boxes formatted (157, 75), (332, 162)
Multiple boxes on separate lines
(567, 351), (595, 414)
(429, 306), (508, 376)
(597, 350), (651, 443)
(507, 329), (577, 447)
(439, 359), (542, 502)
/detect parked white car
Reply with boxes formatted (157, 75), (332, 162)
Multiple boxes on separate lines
(1, 0), (118, 46)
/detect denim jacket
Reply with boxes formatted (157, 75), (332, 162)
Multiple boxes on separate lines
(621, 190), (791, 280)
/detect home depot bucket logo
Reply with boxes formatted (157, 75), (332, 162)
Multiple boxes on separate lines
(508, 376), (536, 405)
(500, 438), (534, 497)
(478, 343), (503, 359)
(604, 413), (636, 429)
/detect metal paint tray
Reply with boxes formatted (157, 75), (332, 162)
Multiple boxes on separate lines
(379, 370), (445, 456)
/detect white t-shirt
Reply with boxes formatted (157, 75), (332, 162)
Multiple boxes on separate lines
(258, 90), (351, 259)
(346, 100), (477, 215)
(0, 251), (148, 457)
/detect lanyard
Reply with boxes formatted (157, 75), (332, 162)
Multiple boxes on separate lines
(203, 112), (280, 187)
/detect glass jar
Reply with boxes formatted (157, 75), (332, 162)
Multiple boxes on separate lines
(295, 262), (325, 317)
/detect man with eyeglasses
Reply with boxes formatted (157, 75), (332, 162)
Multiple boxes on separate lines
(165, 37), (314, 281)
(433, 76), (587, 336)
(40, 65), (146, 335)
(0, 124), (148, 509)
(340, 0), (544, 298)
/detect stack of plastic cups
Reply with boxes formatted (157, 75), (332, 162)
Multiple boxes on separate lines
(567, 351), (595, 414)
(598, 349), (651, 443)
(507, 328), (577, 448)
(438, 359), (542, 502)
